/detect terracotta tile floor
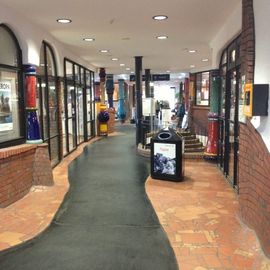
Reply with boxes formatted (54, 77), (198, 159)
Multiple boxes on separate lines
(0, 134), (270, 270)
(146, 160), (270, 270)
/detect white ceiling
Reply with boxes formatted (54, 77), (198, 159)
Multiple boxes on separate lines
(0, 0), (240, 77)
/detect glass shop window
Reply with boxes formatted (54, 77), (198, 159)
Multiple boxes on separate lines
(195, 71), (210, 106)
(0, 24), (24, 146)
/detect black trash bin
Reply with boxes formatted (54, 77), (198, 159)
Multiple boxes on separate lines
(151, 128), (184, 182)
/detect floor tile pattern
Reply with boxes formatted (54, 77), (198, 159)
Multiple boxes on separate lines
(146, 160), (270, 270)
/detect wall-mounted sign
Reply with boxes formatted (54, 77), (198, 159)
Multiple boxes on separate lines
(130, 74), (170, 82)
(0, 81), (13, 131)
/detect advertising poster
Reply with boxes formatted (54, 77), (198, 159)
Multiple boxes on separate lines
(153, 142), (176, 175)
(0, 81), (13, 131)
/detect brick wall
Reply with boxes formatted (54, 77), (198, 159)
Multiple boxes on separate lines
(33, 144), (54, 186)
(241, 0), (255, 83)
(239, 121), (270, 256)
(238, 0), (270, 258)
(0, 144), (54, 208)
(0, 145), (35, 207)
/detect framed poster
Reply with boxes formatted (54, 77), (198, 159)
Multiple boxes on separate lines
(0, 81), (13, 131)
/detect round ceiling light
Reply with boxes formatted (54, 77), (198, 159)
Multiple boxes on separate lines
(126, 67), (131, 71)
(83, 38), (95, 42)
(111, 58), (118, 61)
(120, 63), (125, 66)
(156, 35), (168, 40)
(202, 58), (209, 62)
(153, 15), (168, 21)
(57, 18), (72, 24)
(99, 49), (109, 53)
(188, 49), (197, 53)
(190, 65), (195, 68)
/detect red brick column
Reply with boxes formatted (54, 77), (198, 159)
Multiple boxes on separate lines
(241, 0), (255, 83)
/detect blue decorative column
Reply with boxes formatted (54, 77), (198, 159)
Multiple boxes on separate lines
(118, 79), (126, 122)
(106, 74), (114, 108)
(24, 65), (42, 144)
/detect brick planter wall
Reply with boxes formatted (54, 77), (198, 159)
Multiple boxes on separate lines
(0, 145), (36, 207)
(239, 121), (270, 256)
(0, 144), (54, 208)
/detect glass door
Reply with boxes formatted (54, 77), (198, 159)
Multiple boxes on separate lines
(66, 84), (76, 152)
(47, 77), (60, 166)
(85, 70), (92, 139)
(76, 86), (84, 144)
(90, 71), (96, 136)
(218, 65), (226, 169)
(224, 69), (240, 187)
(36, 76), (60, 166)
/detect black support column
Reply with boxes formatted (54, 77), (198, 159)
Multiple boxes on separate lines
(135, 56), (143, 145)
(145, 69), (151, 98)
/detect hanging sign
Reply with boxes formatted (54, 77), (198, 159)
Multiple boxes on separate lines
(130, 74), (170, 82)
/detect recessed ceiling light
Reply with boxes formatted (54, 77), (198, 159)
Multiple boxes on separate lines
(190, 65), (195, 68)
(111, 58), (118, 61)
(188, 49), (197, 53)
(156, 35), (168, 40)
(153, 15), (168, 21)
(99, 49), (109, 53)
(57, 18), (72, 24)
(166, 70), (170, 73)
(202, 58), (209, 62)
(120, 63), (125, 66)
(130, 71), (134, 74)
(126, 67), (131, 71)
(83, 38), (95, 42)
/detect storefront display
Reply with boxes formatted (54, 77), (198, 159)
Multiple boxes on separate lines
(64, 59), (95, 153)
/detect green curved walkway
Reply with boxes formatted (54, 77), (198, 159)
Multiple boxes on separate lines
(0, 125), (178, 270)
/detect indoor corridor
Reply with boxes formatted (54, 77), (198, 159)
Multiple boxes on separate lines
(0, 125), (269, 270)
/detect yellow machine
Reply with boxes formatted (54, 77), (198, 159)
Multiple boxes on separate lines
(243, 83), (253, 117)
(243, 83), (269, 117)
